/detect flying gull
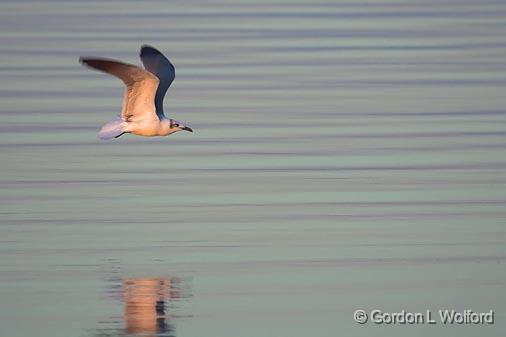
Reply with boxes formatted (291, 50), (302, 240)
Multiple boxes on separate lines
(80, 45), (192, 140)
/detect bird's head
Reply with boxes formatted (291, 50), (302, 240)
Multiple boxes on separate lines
(170, 119), (193, 133)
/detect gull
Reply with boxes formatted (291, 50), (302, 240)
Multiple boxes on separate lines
(80, 45), (193, 140)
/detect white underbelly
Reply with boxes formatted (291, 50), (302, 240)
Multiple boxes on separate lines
(126, 121), (162, 137)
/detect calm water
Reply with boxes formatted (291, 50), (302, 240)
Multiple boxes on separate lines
(1, 1), (506, 336)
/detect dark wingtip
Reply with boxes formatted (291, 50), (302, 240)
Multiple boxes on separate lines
(140, 44), (162, 56)
(79, 57), (120, 68)
(79, 57), (91, 66)
(79, 57), (103, 70)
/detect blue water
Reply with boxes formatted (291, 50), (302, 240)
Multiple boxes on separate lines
(1, 1), (506, 336)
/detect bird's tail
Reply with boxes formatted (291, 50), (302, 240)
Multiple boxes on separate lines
(98, 117), (126, 140)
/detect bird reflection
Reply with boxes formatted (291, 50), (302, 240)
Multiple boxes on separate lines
(91, 276), (186, 337)
(122, 277), (179, 337)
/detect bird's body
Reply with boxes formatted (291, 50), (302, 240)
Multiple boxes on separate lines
(80, 45), (192, 140)
(126, 118), (173, 137)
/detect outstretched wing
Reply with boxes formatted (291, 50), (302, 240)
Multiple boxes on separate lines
(80, 58), (160, 122)
(139, 45), (175, 119)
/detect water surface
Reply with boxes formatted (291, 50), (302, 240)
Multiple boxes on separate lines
(1, 1), (506, 336)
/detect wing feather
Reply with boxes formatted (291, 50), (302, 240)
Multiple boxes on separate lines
(139, 45), (175, 119)
(80, 58), (160, 122)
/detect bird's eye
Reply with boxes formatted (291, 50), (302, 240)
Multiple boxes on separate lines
(173, 124), (179, 127)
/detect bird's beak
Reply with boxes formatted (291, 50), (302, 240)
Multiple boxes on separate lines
(182, 126), (193, 132)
